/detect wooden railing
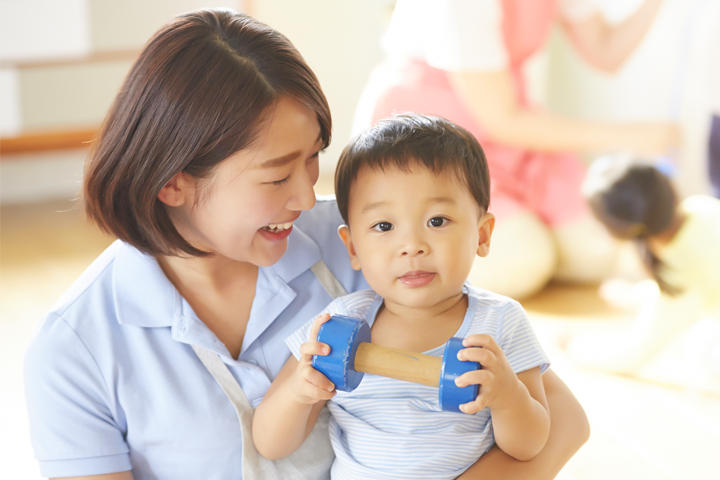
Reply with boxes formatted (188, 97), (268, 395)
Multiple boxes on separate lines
(0, 49), (141, 157)
(0, 127), (97, 156)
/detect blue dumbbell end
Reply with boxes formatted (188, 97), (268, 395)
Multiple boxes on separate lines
(312, 315), (371, 392)
(439, 337), (480, 413)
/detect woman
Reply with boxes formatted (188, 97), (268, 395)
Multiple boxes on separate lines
(24, 9), (588, 479)
(354, 0), (681, 299)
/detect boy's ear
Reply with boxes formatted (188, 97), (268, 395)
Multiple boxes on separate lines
(158, 172), (193, 207)
(338, 225), (362, 271)
(476, 212), (495, 258)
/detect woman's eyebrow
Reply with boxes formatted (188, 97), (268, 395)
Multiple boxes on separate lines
(255, 150), (301, 169)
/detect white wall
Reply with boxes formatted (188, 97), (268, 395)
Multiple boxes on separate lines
(545, 0), (720, 196)
(1, 0), (718, 203)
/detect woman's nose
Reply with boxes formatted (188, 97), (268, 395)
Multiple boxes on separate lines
(287, 171), (317, 212)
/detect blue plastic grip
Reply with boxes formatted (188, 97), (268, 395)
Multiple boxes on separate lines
(439, 337), (480, 413)
(312, 315), (371, 392)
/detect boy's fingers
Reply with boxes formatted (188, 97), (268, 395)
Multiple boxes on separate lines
(459, 397), (486, 415)
(309, 313), (332, 340)
(462, 334), (500, 353)
(304, 367), (336, 392)
(457, 346), (495, 365)
(299, 340), (330, 359)
(455, 369), (492, 389)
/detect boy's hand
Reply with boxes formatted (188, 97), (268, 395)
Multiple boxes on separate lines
(289, 313), (336, 405)
(453, 334), (522, 415)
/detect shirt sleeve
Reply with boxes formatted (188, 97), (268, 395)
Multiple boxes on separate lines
(382, 0), (510, 72)
(24, 313), (132, 478)
(495, 301), (551, 375)
(285, 297), (349, 360)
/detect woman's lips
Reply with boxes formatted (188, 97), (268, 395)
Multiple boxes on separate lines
(257, 225), (293, 242)
(398, 271), (436, 287)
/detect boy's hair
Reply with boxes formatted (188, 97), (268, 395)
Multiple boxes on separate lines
(83, 9), (331, 257)
(335, 114), (490, 225)
(582, 153), (680, 295)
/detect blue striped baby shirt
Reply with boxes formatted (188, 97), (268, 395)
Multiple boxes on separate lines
(285, 284), (550, 480)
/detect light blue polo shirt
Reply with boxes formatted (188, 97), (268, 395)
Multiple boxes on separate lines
(23, 197), (368, 480)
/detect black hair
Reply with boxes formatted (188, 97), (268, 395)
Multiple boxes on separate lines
(335, 113), (490, 225)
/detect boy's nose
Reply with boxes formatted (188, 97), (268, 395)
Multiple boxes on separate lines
(400, 234), (428, 257)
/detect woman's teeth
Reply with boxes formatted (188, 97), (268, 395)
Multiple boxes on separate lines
(262, 222), (293, 232)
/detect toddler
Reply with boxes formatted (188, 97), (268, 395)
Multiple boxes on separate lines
(569, 154), (720, 377)
(253, 114), (551, 479)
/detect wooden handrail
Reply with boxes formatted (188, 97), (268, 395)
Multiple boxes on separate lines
(0, 127), (97, 156)
(0, 49), (140, 70)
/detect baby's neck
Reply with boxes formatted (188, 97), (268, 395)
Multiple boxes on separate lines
(371, 292), (468, 353)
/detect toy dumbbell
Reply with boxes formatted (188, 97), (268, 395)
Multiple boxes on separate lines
(312, 315), (480, 413)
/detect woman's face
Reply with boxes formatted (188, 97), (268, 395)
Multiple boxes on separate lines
(169, 96), (322, 266)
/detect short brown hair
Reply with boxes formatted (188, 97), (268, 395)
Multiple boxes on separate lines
(335, 114), (490, 225)
(84, 9), (331, 257)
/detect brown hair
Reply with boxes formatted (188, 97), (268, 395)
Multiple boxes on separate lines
(583, 154), (681, 295)
(335, 113), (491, 225)
(83, 9), (331, 257)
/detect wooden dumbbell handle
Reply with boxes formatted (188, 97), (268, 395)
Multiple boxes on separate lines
(354, 342), (442, 388)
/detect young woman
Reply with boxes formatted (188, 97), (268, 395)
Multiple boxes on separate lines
(24, 9), (589, 480)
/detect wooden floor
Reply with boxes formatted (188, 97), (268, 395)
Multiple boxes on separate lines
(2, 181), (719, 479)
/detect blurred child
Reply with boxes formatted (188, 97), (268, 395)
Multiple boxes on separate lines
(568, 154), (720, 377)
(253, 114), (551, 479)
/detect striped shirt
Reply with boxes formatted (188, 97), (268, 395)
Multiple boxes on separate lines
(286, 284), (550, 480)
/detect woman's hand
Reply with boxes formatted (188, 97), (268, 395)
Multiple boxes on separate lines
(454, 334), (522, 414)
(289, 313), (337, 405)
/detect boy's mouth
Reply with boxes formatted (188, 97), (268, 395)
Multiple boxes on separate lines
(398, 271), (436, 287)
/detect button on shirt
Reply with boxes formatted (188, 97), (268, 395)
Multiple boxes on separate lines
(23, 197), (368, 480)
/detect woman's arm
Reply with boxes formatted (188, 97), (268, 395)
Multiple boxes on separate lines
(53, 473), (134, 480)
(562, 0), (664, 72)
(449, 69), (679, 154)
(456, 369), (590, 480)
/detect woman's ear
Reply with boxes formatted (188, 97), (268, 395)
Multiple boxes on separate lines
(158, 172), (193, 207)
(476, 212), (496, 257)
(338, 225), (362, 271)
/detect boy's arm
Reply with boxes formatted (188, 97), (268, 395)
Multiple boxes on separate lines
(252, 315), (335, 460)
(489, 366), (549, 461)
(456, 369), (589, 479)
(456, 335), (550, 461)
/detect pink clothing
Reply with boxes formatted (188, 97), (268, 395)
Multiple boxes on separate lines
(367, 0), (589, 226)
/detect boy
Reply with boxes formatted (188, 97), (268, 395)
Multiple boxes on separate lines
(253, 114), (551, 479)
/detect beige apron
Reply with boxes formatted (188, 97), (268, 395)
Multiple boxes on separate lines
(192, 260), (348, 479)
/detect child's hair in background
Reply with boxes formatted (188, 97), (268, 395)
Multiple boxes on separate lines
(83, 9), (331, 258)
(335, 113), (491, 225)
(582, 154), (681, 295)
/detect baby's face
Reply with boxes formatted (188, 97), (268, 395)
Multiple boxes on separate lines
(340, 164), (494, 311)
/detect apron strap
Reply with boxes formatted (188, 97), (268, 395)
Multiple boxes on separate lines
(311, 259), (348, 299)
(190, 258), (344, 479)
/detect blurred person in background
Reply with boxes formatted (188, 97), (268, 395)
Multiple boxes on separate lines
(24, 9), (590, 480)
(569, 154), (720, 379)
(353, 0), (681, 300)
(707, 15), (720, 198)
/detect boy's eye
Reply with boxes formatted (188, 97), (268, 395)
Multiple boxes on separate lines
(428, 217), (448, 227)
(372, 222), (394, 232)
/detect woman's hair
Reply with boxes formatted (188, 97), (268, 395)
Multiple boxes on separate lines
(84, 9), (331, 257)
(583, 154), (680, 295)
(335, 113), (491, 225)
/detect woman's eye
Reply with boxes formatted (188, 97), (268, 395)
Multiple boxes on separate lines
(271, 175), (290, 186)
(372, 222), (394, 232)
(428, 217), (448, 227)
